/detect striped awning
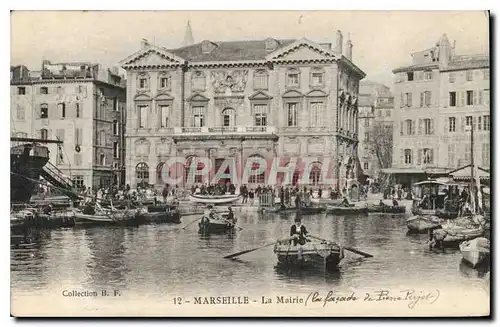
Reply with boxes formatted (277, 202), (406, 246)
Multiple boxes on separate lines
(449, 165), (490, 180)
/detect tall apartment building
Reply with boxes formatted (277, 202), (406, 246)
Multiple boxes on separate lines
(120, 31), (366, 190)
(358, 81), (394, 179)
(10, 61), (127, 189)
(386, 34), (490, 187)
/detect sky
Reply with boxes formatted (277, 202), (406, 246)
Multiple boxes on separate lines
(10, 10), (489, 89)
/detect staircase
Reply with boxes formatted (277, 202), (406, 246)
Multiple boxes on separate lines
(40, 161), (80, 199)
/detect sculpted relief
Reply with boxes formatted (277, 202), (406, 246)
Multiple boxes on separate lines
(135, 138), (151, 158)
(211, 70), (249, 93)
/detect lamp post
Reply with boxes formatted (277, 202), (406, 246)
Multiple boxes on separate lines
(465, 123), (475, 211)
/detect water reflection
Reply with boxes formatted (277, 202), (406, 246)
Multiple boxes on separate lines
(274, 265), (342, 287)
(458, 260), (490, 279)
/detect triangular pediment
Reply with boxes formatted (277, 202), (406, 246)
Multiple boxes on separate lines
(306, 89), (329, 97)
(248, 91), (273, 100)
(155, 92), (174, 101)
(120, 44), (186, 69)
(266, 38), (340, 62)
(134, 93), (152, 101)
(187, 93), (210, 102)
(282, 90), (304, 98)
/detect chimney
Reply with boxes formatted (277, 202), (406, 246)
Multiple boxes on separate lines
(335, 30), (343, 53)
(345, 37), (353, 61)
(141, 38), (150, 49)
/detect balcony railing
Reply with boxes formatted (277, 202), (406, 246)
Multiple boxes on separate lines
(173, 126), (277, 135)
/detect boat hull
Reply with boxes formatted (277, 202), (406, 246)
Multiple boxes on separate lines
(274, 241), (344, 269)
(198, 219), (235, 234)
(325, 206), (368, 215)
(368, 205), (406, 214)
(74, 212), (138, 226)
(432, 226), (485, 248)
(406, 215), (443, 233)
(262, 206), (325, 215)
(460, 244), (490, 268)
(189, 194), (241, 204)
(136, 211), (181, 224)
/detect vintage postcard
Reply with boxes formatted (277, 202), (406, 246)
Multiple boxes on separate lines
(10, 10), (490, 317)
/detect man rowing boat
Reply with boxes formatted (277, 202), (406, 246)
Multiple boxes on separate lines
(290, 217), (310, 246)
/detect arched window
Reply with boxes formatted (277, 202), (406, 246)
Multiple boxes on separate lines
(40, 103), (48, 119)
(248, 155), (266, 184)
(156, 162), (165, 184)
(222, 108), (236, 127)
(99, 153), (106, 166)
(309, 162), (322, 186)
(184, 156), (204, 184)
(136, 162), (150, 185)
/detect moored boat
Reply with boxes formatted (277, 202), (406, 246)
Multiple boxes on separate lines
(430, 215), (486, 248)
(273, 239), (344, 270)
(262, 205), (325, 215)
(460, 237), (490, 268)
(406, 215), (443, 233)
(325, 205), (368, 215)
(136, 205), (181, 224)
(189, 194), (241, 205)
(74, 209), (138, 226)
(367, 204), (406, 214)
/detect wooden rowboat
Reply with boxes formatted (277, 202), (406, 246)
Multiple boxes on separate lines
(367, 204), (406, 214)
(406, 215), (443, 233)
(136, 208), (181, 224)
(273, 240), (344, 270)
(430, 216), (486, 248)
(74, 210), (138, 226)
(262, 205), (325, 215)
(460, 237), (490, 268)
(325, 205), (368, 215)
(198, 217), (235, 234)
(189, 194), (241, 205)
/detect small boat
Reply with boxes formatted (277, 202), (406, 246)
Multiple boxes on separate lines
(460, 237), (490, 268)
(189, 194), (241, 205)
(325, 205), (368, 215)
(310, 198), (343, 206)
(430, 215), (486, 248)
(136, 205), (181, 224)
(74, 209), (138, 226)
(406, 215), (443, 233)
(367, 204), (406, 214)
(273, 239), (344, 269)
(198, 213), (236, 234)
(262, 205), (325, 215)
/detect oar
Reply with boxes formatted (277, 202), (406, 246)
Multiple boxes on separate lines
(223, 237), (293, 259)
(182, 217), (202, 230)
(309, 235), (373, 258)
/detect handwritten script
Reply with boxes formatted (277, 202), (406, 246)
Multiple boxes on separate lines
(305, 289), (440, 309)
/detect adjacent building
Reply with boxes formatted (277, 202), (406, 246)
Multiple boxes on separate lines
(357, 81), (394, 179)
(10, 61), (127, 189)
(120, 31), (366, 190)
(387, 34), (490, 187)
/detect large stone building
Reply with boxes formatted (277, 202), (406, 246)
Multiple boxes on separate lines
(120, 31), (365, 190)
(10, 61), (127, 189)
(357, 81), (394, 179)
(386, 34), (490, 187)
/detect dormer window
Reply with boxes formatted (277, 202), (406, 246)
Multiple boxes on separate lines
(201, 40), (217, 54)
(158, 72), (171, 90)
(137, 72), (150, 90)
(265, 38), (280, 51)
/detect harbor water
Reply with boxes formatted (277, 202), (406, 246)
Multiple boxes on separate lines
(11, 211), (490, 315)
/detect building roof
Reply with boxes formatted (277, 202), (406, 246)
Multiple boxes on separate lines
(441, 54), (490, 72)
(169, 39), (296, 62)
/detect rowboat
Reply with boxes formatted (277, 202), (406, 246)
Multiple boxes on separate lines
(273, 239), (344, 270)
(367, 204), (406, 214)
(325, 205), (368, 215)
(190, 194), (241, 204)
(430, 216), (486, 248)
(406, 215), (443, 233)
(136, 206), (181, 224)
(460, 237), (490, 268)
(262, 205), (325, 215)
(74, 210), (138, 226)
(198, 216), (235, 234)
(310, 198), (343, 206)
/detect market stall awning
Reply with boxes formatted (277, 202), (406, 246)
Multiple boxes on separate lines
(448, 165), (490, 180)
(381, 168), (426, 174)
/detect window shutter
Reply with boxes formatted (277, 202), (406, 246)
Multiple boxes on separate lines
(444, 118), (448, 133)
(400, 93), (404, 107)
(461, 117), (465, 131)
(473, 91), (478, 105)
(417, 149), (422, 165)
(478, 90), (483, 105)
(427, 91), (432, 106)
(400, 149), (404, 164)
(408, 93), (412, 107)
(418, 119), (423, 134)
(478, 116), (482, 130)
(430, 119), (434, 134)
(430, 149), (434, 164)
(400, 122), (404, 136)
(420, 92), (424, 107)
